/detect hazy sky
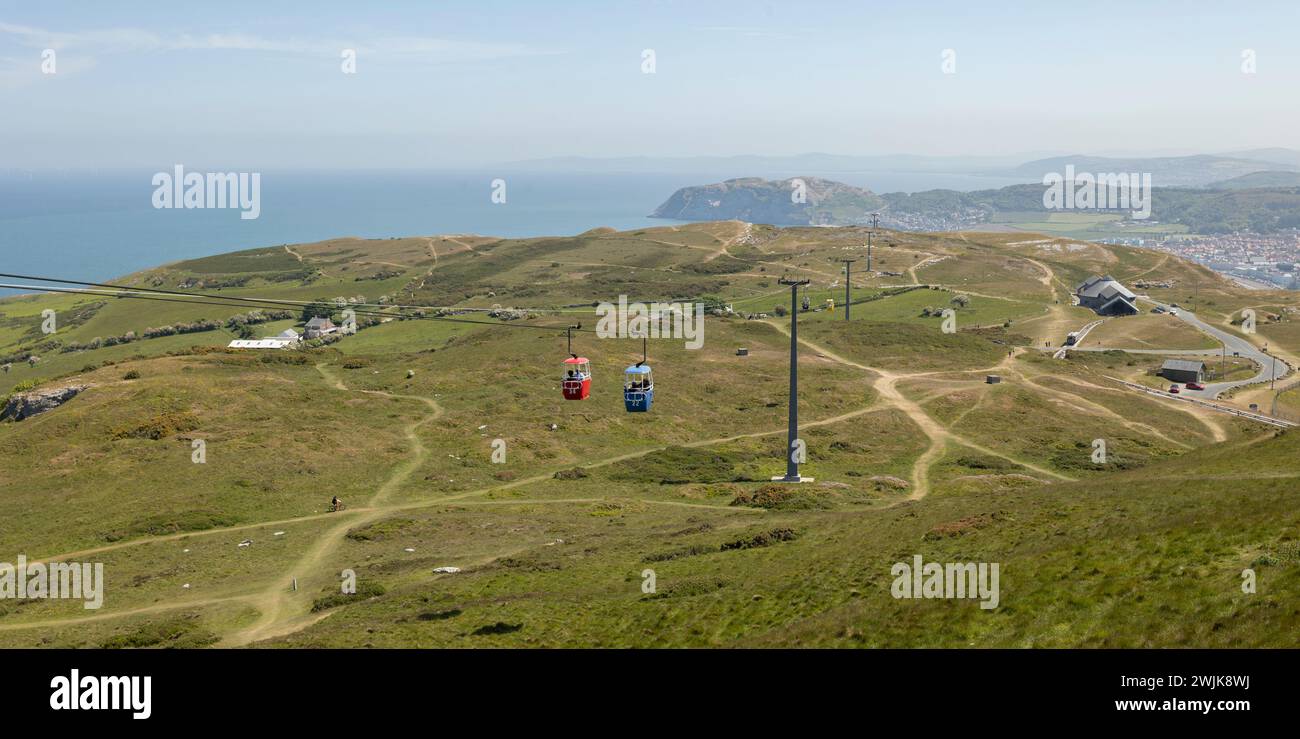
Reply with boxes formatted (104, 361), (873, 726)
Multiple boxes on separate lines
(1, 0), (1297, 169)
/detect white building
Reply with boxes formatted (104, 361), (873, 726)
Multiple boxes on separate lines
(227, 338), (296, 350)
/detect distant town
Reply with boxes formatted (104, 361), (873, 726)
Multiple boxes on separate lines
(1099, 230), (1300, 290)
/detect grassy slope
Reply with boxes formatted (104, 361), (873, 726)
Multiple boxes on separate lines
(1, 222), (1298, 648)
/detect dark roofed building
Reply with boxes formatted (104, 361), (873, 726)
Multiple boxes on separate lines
(1160, 359), (1205, 383)
(1076, 275), (1139, 316)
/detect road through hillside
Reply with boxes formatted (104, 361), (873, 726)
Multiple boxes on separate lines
(1150, 302), (1290, 398)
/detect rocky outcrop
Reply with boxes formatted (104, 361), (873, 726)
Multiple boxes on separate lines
(650, 176), (884, 225)
(1, 384), (88, 421)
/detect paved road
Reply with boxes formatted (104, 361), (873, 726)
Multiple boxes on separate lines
(1052, 319), (1104, 359)
(1108, 376), (1295, 429)
(1069, 347), (1220, 355)
(1149, 302), (1291, 398)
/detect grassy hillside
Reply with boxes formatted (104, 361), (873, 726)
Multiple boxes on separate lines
(1, 222), (1297, 648)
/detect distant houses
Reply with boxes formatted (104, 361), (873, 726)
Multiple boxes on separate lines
(1160, 359), (1206, 383)
(1076, 275), (1139, 316)
(225, 316), (343, 350)
(304, 317), (338, 339)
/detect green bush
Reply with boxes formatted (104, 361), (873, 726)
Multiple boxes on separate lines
(110, 411), (199, 440)
(730, 485), (829, 510)
(312, 580), (386, 612)
(720, 527), (799, 550)
(98, 616), (218, 648)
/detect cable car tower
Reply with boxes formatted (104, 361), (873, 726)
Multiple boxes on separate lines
(774, 277), (812, 483)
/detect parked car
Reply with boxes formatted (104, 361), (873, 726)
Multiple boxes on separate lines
(1168, 384), (1180, 393)
(1185, 381), (1205, 391)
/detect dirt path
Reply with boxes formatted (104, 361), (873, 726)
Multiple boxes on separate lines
(703, 221), (751, 262)
(13, 330), (1065, 638)
(413, 238), (439, 290)
(763, 321), (1074, 498)
(218, 364), (444, 646)
(907, 254), (948, 284)
(1124, 253), (1170, 282)
(0, 593), (258, 633)
(284, 244), (331, 278)
(1050, 375), (1229, 443)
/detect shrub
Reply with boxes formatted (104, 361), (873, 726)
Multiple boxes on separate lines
(642, 577), (727, 600)
(471, 621), (522, 635)
(311, 580), (386, 612)
(720, 527), (799, 551)
(10, 379), (38, 393)
(110, 411), (200, 440)
(730, 485), (829, 510)
(123, 369), (141, 380)
(98, 616), (217, 649)
(643, 544), (715, 563)
(417, 609), (462, 621)
(345, 518), (415, 541)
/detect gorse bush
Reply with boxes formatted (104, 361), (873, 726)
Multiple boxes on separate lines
(110, 411), (200, 440)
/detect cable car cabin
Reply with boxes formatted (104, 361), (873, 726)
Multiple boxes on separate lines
(623, 365), (653, 412)
(562, 357), (591, 400)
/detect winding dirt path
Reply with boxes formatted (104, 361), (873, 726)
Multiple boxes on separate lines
(12, 328), (1071, 639)
(218, 364), (444, 646)
(763, 321), (1074, 499)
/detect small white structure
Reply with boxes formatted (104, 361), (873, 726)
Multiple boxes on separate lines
(228, 328), (301, 350)
(227, 339), (295, 350)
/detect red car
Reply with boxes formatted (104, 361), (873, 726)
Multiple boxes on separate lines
(1185, 382), (1205, 391)
(1168, 384), (1180, 393)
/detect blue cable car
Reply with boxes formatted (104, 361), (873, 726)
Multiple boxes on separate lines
(623, 364), (653, 412)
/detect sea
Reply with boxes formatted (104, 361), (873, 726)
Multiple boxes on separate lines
(0, 168), (1029, 293)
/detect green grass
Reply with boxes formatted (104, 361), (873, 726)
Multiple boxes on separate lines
(800, 319), (1006, 372)
(2, 221), (1298, 648)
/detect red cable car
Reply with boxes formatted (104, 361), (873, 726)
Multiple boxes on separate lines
(562, 356), (591, 400)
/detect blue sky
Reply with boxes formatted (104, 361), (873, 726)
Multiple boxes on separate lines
(1, 0), (1297, 168)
